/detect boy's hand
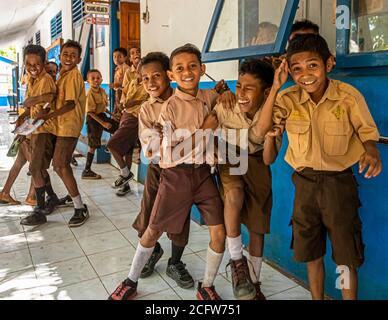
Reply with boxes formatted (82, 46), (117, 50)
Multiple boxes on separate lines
(33, 110), (49, 124)
(265, 126), (283, 138)
(273, 59), (289, 92)
(359, 142), (382, 178)
(201, 113), (218, 131)
(217, 91), (236, 110)
(214, 80), (228, 94)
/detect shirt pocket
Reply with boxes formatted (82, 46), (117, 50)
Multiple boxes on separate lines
(323, 121), (352, 156)
(286, 120), (311, 155)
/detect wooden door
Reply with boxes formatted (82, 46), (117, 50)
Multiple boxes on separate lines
(120, 2), (140, 52)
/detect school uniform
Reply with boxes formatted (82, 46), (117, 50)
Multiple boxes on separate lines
(148, 88), (224, 235)
(53, 66), (86, 168)
(113, 63), (131, 111)
(86, 87), (118, 149)
(133, 95), (190, 247)
(107, 79), (148, 157)
(27, 70), (57, 173)
(274, 79), (380, 268)
(215, 103), (282, 235)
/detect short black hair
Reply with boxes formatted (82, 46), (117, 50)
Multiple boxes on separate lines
(113, 47), (128, 57)
(239, 59), (274, 89)
(287, 34), (332, 63)
(46, 61), (58, 69)
(291, 19), (319, 35)
(87, 69), (102, 77)
(170, 43), (201, 68)
(140, 52), (170, 72)
(24, 44), (46, 64)
(61, 40), (82, 57)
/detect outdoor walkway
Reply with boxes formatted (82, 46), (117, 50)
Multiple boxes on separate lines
(0, 109), (311, 300)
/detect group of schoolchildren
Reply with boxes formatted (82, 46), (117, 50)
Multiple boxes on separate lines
(2, 19), (382, 301)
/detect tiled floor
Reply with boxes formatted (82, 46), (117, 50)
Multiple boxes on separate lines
(0, 109), (311, 300)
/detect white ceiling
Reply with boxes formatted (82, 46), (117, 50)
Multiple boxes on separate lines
(0, 0), (54, 38)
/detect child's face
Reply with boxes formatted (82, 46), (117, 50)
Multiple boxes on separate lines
(129, 47), (141, 67)
(87, 72), (102, 88)
(45, 63), (58, 81)
(60, 46), (81, 72)
(141, 62), (170, 99)
(289, 51), (333, 99)
(168, 52), (205, 94)
(113, 51), (126, 66)
(236, 73), (266, 114)
(25, 54), (44, 79)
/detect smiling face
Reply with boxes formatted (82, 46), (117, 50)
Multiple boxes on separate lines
(45, 63), (58, 81)
(87, 71), (102, 89)
(141, 61), (171, 100)
(60, 46), (81, 73)
(113, 51), (126, 66)
(289, 51), (333, 103)
(129, 47), (141, 68)
(168, 52), (205, 96)
(25, 54), (45, 79)
(236, 73), (266, 116)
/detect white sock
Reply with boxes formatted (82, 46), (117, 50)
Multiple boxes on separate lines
(71, 195), (84, 209)
(202, 246), (224, 288)
(127, 242), (154, 283)
(248, 255), (263, 284)
(227, 235), (243, 261)
(120, 166), (130, 178)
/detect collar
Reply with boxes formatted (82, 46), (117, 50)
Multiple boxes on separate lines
(175, 87), (205, 102)
(299, 79), (342, 104)
(149, 95), (165, 104)
(58, 66), (77, 80)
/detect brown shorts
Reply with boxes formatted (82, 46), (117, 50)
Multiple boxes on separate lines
(133, 163), (191, 247)
(218, 152), (272, 235)
(86, 113), (119, 149)
(29, 133), (56, 172)
(291, 168), (365, 268)
(106, 112), (138, 157)
(149, 165), (224, 234)
(52, 137), (78, 169)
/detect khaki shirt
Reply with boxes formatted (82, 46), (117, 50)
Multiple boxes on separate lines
(139, 96), (165, 161)
(158, 88), (219, 168)
(120, 79), (149, 117)
(215, 103), (281, 154)
(114, 63), (130, 88)
(86, 87), (108, 115)
(122, 64), (137, 89)
(55, 67), (86, 138)
(273, 79), (380, 171)
(25, 70), (57, 135)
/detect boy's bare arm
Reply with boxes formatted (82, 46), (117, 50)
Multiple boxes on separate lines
(23, 93), (56, 110)
(263, 135), (279, 166)
(33, 101), (75, 123)
(359, 140), (382, 178)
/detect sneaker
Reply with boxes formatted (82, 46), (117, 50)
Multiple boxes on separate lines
(20, 208), (47, 226)
(166, 259), (194, 289)
(57, 195), (73, 207)
(68, 205), (89, 227)
(45, 194), (60, 215)
(108, 278), (137, 300)
(252, 282), (266, 300)
(82, 169), (102, 180)
(226, 256), (256, 300)
(0, 192), (21, 205)
(116, 182), (131, 197)
(140, 246), (164, 278)
(111, 172), (134, 189)
(71, 157), (78, 166)
(196, 282), (222, 300)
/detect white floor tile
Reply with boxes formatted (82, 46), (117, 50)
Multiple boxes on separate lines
(77, 230), (130, 255)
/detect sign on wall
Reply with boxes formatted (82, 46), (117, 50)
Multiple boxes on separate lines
(85, 3), (109, 15)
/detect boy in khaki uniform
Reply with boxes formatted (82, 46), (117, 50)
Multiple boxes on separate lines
(82, 69), (119, 179)
(256, 34), (382, 300)
(34, 40), (89, 228)
(214, 59), (281, 300)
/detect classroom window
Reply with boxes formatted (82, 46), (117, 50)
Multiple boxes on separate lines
(202, 0), (300, 62)
(50, 11), (63, 43)
(72, 0), (86, 26)
(35, 31), (41, 46)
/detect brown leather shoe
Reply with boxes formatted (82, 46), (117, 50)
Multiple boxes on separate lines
(227, 256), (256, 300)
(0, 192), (21, 205)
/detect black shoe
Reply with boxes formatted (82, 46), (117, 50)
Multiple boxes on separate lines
(20, 208), (47, 226)
(71, 157), (78, 166)
(57, 195), (73, 207)
(82, 169), (102, 180)
(45, 194), (60, 215)
(140, 246), (164, 278)
(68, 205), (89, 227)
(166, 259), (195, 289)
(112, 172), (134, 189)
(116, 182), (131, 197)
